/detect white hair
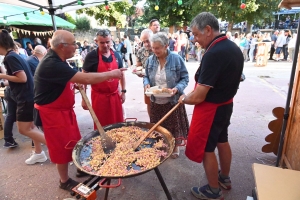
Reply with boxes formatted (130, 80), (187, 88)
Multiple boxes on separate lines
(34, 45), (47, 55)
(50, 34), (65, 48)
(140, 29), (153, 38)
(150, 32), (168, 46)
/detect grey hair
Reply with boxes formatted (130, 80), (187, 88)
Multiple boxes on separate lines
(140, 29), (153, 38)
(190, 12), (219, 33)
(150, 32), (168, 46)
(50, 34), (65, 48)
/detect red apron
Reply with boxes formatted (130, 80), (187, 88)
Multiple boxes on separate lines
(185, 35), (232, 163)
(91, 49), (123, 128)
(34, 82), (81, 164)
(185, 98), (233, 163)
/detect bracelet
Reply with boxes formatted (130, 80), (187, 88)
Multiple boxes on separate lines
(121, 89), (127, 93)
(0, 82), (5, 88)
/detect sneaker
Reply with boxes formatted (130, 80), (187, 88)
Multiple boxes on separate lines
(191, 184), (224, 200)
(4, 140), (19, 148)
(218, 171), (231, 190)
(59, 178), (79, 192)
(25, 151), (47, 165)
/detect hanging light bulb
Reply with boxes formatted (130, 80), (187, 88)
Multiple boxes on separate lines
(240, 3), (246, 9)
(24, 12), (29, 20)
(3, 16), (7, 24)
(77, 0), (83, 5)
(154, 5), (159, 10)
(104, 0), (109, 10)
(40, 8), (45, 15)
(178, 0), (182, 5)
(209, 0), (213, 3)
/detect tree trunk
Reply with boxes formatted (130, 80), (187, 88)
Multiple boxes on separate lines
(227, 22), (233, 32)
(246, 22), (252, 33)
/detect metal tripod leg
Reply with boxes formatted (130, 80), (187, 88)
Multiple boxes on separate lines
(154, 167), (172, 200)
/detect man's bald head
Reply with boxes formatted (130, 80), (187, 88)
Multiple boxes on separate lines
(50, 30), (74, 49)
(34, 45), (47, 55)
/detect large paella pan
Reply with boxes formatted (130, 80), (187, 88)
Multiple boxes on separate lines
(72, 121), (175, 178)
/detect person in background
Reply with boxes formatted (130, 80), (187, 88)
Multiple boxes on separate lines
(168, 33), (175, 51)
(149, 19), (160, 34)
(136, 29), (154, 118)
(249, 32), (257, 63)
(288, 33), (297, 62)
(82, 29), (126, 128)
(274, 30), (285, 61)
(114, 38), (122, 57)
(0, 29), (47, 163)
(144, 32), (189, 159)
(226, 31), (233, 41)
(81, 40), (90, 53)
(269, 30), (279, 60)
(25, 42), (33, 56)
(33, 37), (43, 49)
(26, 45), (47, 76)
(34, 30), (125, 191)
(179, 12), (243, 200)
(282, 29), (291, 61)
(123, 35), (133, 68)
(14, 42), (28, 59)
(76, 42), (83, 54)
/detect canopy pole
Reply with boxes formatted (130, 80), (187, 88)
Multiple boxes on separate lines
(276, 18), (300, 167)
(49, 9), (57, 31)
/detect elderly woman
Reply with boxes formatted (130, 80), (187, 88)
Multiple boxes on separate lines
(143, 32), (189, 158)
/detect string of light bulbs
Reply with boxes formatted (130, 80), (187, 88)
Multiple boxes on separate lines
(1, 1), (86, 22)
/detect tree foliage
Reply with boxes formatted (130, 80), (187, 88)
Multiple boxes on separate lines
(136, 0), (194, 27)
(189, 0), (279, 26)
(65, 13), (76, 25)
(137, 0), (279, 29)
(76, 0), (137, 27)
(75, 16), (91, 30)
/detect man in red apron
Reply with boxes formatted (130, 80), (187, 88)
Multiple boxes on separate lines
(179, 12), (244, 200)
(82, 29), (126, 128)
(34, 30), (125, 192)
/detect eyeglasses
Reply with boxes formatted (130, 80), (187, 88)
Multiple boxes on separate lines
(61, 42), (77, 47)
(96, 29), (110, 37)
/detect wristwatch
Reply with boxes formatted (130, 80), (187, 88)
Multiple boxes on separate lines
(121, 89), (127, 93)
(0, 82), (5, 88)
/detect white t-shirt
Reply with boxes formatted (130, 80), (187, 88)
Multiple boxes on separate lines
(124, 39), (132, 54)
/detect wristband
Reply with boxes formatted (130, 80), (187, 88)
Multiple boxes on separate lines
(121, 89), (127, 93)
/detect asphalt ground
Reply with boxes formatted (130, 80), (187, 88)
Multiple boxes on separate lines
(0, 58), (292, 200)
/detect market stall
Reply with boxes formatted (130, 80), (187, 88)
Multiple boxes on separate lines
(277, 0), (300, 170)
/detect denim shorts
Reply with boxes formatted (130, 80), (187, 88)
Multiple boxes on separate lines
(275, 47), (282, 54)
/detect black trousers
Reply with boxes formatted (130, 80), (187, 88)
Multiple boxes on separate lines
(283, 45), (288, 60)
(269, 46), (275, 59)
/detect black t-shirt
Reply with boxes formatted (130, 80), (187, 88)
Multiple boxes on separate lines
(3, 51), (34, 102)
(34, 49), (77, 105)
(195, 35), (244, 103)
(83, 49), (123, 72)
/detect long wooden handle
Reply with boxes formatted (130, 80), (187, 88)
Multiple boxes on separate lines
(132, 102), (181, 150)
(78, 85), (106, 137)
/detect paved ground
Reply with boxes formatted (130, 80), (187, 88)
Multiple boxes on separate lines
(0, 58), (292, 200)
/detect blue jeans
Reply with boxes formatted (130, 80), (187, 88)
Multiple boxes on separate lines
(4, 87), (17, 142)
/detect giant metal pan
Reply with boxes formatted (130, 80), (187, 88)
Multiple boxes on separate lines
(72, 121), (175, 178)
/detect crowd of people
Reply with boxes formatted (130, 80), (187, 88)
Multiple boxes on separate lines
(225, 28), (297, 63)
(0, 11), (246, 200)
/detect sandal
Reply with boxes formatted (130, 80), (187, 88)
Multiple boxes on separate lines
(170, 146), (180, 159)
(59, 178), (79, 192)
